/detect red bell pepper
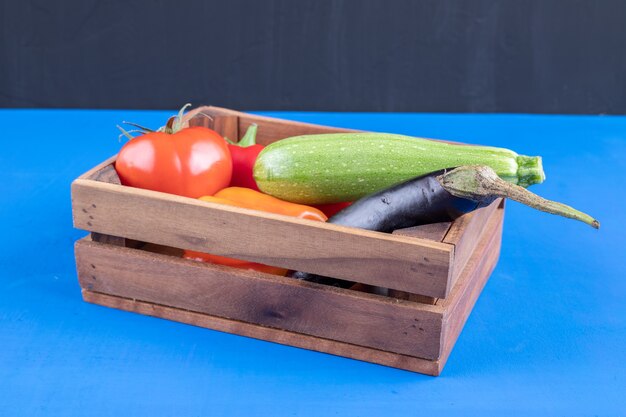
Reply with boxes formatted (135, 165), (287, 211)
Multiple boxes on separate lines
(313, 201), (353, 218)
(227, 124), (264, 191)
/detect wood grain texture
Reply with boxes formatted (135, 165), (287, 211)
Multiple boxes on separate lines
(73, 107), (505, 299)
(182, 106), (468, 146)
(75, 237), (443, 359)
(392, 222), (452, 242)
(444, 198), (503, 288)
(76, 203), (503, 375)
(438, 204), (504, 368)
(187, 112), (212, 128)
(76, 155), (117, 181)
(90, 232), (125, 247)
(183, 106), (357, 146)
(72, 179), (454, 297)
(404, 201), (501, 310)
(387, 290), (437, 305)
(82, 290), (442, 376)
(212, 115), (238, 142)
(87, 163), (121, 184)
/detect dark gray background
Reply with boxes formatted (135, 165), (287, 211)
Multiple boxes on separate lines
(1, 0), (625, 113)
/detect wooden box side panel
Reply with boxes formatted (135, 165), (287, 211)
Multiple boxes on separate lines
(77, 202), (503, 375)
(73, 107), (505, 300)
(72, 179), (454, 298)
(438, 203), (504, 368)
(82, 290), (442, 376)
(183, 106), (357, 145)
(75, 237), (444, 360)
(76, 240), (442, 359)
(83, 290), (440, 376)
(444, 199), (504, 288)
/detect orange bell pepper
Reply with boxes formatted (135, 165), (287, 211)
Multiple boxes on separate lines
(183, 188), (327, 275)
(213, 187), (327, 221)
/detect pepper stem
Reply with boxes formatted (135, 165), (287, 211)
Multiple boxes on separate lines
(236, 124), (258, 147)
(438, 166), (600, 229)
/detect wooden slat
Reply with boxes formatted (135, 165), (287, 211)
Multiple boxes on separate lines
(182, 106), (470, 146)
(76, 203), (503, 375)
(182, 106), (357, 146)
(389, 221), (450, 303)
(392, 222), (453, 242)
(72, 179), (454, 297)
(212, 115), (239, 142)
(75, 237), (444, 359)
(87, 163), (121, 184)
(91, 232), (125, 247)
(77, 155), (117, 181)
(82, 290), (442, 376)
(438, 204), (504, 367)
(443, 198), (503, 288)
(387, 290), (437, 305)
(187, 112), (212, 128)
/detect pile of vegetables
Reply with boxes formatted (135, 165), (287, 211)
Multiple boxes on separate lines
(115, 105), (599, 280)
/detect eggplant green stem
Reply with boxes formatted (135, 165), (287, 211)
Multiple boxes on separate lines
(438, 166), (600, 229)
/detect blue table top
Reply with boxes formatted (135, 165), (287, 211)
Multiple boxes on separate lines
(1, 109), (624, 416)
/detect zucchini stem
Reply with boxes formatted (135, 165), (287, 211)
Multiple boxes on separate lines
(516, 155), (545, 187)
(438, 166), (600, 229)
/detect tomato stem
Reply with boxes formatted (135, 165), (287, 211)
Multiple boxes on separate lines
(122, 121), (155, 132)
(116, 125), (135, 141)
(171, 103), (192, 133)
(118, 104), (194, 137)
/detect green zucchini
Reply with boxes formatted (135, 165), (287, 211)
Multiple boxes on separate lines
(253, 133), (545, 204)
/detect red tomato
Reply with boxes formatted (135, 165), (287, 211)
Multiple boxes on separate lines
(115, 127), (232, 198)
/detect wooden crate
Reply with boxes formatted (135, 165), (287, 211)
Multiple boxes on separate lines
(71, 107), (504, 376)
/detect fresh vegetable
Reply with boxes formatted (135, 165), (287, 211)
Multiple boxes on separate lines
(291, 165), (599, 287)
(290, 168), (479, 287)
(227, 124), (264, 191)
(439, 165), (599, 229)
(213, 187), (327, 221)
(183, 195), (287, 275)
(253, 133), (545, 204)
(315, 169), (478, 233)
(183, 190), (327, 274)
(115, 105), (232, 198)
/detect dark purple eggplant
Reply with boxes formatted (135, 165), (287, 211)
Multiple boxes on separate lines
(289, 169), (479, 287)
(322, 168), (479, 233)
(291, 165), (599, 288)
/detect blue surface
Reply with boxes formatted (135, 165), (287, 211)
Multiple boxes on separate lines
(0, 109), (624, 416)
